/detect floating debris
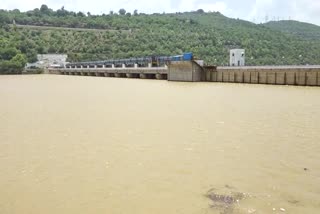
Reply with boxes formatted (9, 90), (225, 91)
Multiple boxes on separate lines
(205, 186), (245, 214)
(207, 193), (238, 204)
(280, 208), (286, 212)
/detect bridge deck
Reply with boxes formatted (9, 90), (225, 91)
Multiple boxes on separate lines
(49, 67), (168, 79)
(58, 67), (167, 74)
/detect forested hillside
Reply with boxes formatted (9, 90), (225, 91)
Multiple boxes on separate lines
(1, 5), (320, 73)
(264, 20), (320, 40)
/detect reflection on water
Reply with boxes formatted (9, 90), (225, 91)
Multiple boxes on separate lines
(0, 75), (319, 214)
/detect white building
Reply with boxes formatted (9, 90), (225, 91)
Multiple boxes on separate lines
(26, 54), (67, 69)
(230, 49), (245, 66)
(38, 54), (67, 68)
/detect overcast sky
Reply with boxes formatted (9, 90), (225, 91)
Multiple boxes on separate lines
(2, 0), (320, 26)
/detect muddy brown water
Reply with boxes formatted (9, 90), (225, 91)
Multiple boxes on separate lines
(0, 75), (319, 214)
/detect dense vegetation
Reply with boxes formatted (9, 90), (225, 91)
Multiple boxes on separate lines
(1, 5), (320, 73)
(264, 20), (320, 40)
(0, 31), (27, 74)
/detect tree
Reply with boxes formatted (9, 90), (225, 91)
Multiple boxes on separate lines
(48, 45), (57, 53)
(33, 8), (41, 17)
(0, 13), (10, 27)
(133, 10), (138, 16)
(37, 46), (45, 54)
(40, 4), (49, 14)
(0, 47), (19, 60)
(77, 11), (85, 17)
(10, 53), (27, 70)
(196, 9), (204, 13)
(119, 9), (126, 15)
(26, 49), (38, 63)
(57, 6), (68, 17)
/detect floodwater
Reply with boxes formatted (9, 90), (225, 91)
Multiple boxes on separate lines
(0, 75), (319, 214)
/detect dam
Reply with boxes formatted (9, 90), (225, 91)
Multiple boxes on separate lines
(47, 52), (320, 86)
(49, 61), (320, 86)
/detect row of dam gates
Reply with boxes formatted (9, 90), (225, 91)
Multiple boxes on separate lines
(49, 61), (320, 87)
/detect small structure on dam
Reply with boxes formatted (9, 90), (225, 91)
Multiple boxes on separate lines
(230, 49), (245, 66)
(26, 54), (67, 69)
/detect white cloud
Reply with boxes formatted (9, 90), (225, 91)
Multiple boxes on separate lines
(291, 0), (320, 25)
(246, 0), (320, 25)
(247, 0), (274, 21)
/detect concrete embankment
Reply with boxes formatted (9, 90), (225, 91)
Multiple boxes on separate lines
(204, 66), (320, 86)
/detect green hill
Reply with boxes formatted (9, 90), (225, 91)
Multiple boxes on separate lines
(264, 20), (320, 40)
(1, 6), (320, 73)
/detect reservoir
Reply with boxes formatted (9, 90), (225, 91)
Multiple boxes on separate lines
(0, 75), (319, 214)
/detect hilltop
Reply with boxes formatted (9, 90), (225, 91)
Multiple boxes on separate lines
(1, 6), (320, 73)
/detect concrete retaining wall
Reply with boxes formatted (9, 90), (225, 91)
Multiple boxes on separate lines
(168, 61), (204, 82)
(204, 66), (320, 86)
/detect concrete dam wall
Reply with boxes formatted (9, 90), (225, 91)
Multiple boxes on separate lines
(50, 62), (320, 86)
(49, 61), (205, 82)
(204, 66), (320, 86)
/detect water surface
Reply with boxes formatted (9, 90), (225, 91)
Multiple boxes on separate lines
(0, 75), (319, 214)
